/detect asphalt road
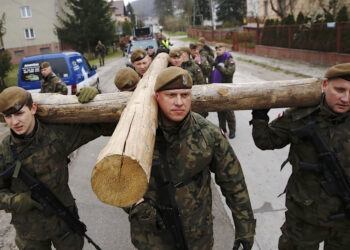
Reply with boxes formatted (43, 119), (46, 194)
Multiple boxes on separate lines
(0, 36), (324, 250)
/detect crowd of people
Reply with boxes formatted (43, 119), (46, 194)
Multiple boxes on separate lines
(0, 34), (349, 250)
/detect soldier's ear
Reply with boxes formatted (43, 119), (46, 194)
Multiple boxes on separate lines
(322, 79), (328, 92)
(31, 103), (37, 115)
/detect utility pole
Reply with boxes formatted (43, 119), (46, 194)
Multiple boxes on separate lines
(210, 0), (216, 30)
(192, 0), (196, 26)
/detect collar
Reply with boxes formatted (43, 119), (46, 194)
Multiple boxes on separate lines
(319, 94), (349, 123)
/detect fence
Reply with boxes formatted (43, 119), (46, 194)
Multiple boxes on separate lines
(261, 21), (350, 54)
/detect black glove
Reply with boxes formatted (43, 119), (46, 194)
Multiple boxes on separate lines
(251, 109), (270, 122)
(233, 237), (254, 250)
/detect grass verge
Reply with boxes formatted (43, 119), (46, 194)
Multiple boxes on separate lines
(236, 57), (311, 78)
(165, 31), (187, 36)
(180, 37), (198, 42)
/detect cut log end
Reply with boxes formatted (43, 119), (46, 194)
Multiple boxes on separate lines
(91, 154), (148, 207)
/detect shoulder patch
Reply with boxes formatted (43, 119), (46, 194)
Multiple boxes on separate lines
(277, 112), (284, 119)
(230, 60), (235, 64)
(197, 69), (201, 73)
(220, 129), (227, 138)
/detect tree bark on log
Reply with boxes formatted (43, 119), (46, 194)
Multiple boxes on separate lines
(90, 53), (169, 207)
(22, 78), (322, 124)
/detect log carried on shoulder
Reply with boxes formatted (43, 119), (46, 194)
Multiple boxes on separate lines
(29, 78), (322, 124)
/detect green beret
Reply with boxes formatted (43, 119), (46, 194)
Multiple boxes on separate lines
(40, 61), (50, 69)
(131, 49), (147, 63)
(154, 67), (192, 92)
(169, 49), (182, 58)
(114, 67), (140, 91)
(198, 37), (205, 43)
(215, 43), (226, 49)
(189, 43), (197, 50)
(180, 47), (192, 55)
(325, 63), (350, 81)
(0, 87), (30, 115)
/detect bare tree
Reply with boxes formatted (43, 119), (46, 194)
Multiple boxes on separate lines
(318, 0), (341, 17)
(270, 0), (297, 18)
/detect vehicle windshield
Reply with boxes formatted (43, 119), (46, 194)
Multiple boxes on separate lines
(129, 40), (158, 54)
(21, 58), (69, 82)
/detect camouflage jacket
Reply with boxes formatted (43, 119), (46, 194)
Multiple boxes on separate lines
(95, 44), (106, 55)
(197, 50), (212, 78)
(0, 119), (115, 240)
(251, 97), (350, 227)
(181, 61), (205, 85)
(129, 112), (255, 247)
(203, 45), (215, 59)
(40, 72), (68, 95)
(215, 54), (235, 83)
(200, 48), (214, 67)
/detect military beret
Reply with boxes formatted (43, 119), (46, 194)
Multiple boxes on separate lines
(0, 87), (30, 115)
(189, 43), (197, 50)
(325, 63), (350, 81)
(180, 47), (192, 55)
(131, 49), (147, 63)
(40, 61), (50, 69)
(198, 37), (205, 43)
(169, 49), (182, 58)
(146, 45), (154, 51)
(154, 67), (192, 92)
(215, 43), (226, 49)
(114, 67), (140, 91)
(196, 42), (204, 47)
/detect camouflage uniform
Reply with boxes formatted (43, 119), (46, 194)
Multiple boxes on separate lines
(0, 119), (115, 249)
(251, 96), (350, 250)
(40, 72), (67, 95)
(214, 54), (236, 135)
(129, 112), (256, 250)
(181, 61), (208, 118)
(199, 49), (214, 83)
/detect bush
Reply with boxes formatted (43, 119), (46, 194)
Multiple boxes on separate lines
(336, 6), (349, 22)
(296, 12), (305, 24)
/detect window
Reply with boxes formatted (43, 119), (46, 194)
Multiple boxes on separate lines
(24, 28), (35, 39)
(20, 6), (32, 18)
(40, 47), (51, 53)
(14, 50), (24, 56)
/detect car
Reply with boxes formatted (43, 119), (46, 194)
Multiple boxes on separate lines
(18, 51), (99, 94)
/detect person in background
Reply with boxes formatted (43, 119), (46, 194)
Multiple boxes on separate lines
(130, 49), (152, 78)
(40, 61), (67, 95)
(146, 45), (156, 60)
(211, 43), (236, 139)
(114, 67), (140, 92)
(95, 40), (106, 67)
(168, 49), (183, 67)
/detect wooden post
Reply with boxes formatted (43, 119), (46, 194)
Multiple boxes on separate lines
(4, 78), (322, 124)
(90, 53), (169, 207)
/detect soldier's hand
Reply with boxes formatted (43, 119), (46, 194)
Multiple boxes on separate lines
(251, 109), (270, 122)
(76, 87), (99, 103)
(10, 191), (43, 214)
(233, 237), (254, 250)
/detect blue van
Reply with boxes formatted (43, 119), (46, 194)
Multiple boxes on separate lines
(18, 51), (99, 94)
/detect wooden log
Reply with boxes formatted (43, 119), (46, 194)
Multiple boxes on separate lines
(16, 78), (322, 124)
(90, 53), (169, 207)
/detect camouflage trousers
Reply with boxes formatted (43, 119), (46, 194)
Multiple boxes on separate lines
(15, 231), (84, 250)
(217, 111), (236, 133)
(278, 210), (350, 250)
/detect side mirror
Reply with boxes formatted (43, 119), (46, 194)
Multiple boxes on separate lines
(91, 65), (97, 71)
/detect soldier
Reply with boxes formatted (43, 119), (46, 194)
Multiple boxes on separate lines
(198, 37), (215, 60)
(212, 43), (236, 139)
(168, 49), (183, 67)
(0, 86), (115, 250)
(189, 43), (211, 84)
(179, 47), (208, 118)
(250, 63), (350, 249)
(114, 67), (140, 92)
(196, 42), (215, 83)
(146, 45), (156, 60)
(131, 49), (152, 78)
(120, 40), (126, 57)
(40, 62), (68, 95)
(95, 40), (106, 66)
(127, 67), (256, 250)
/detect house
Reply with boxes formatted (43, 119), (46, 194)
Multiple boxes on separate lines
(1, 0), (68, 64)
(110, 0), (129, 23)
